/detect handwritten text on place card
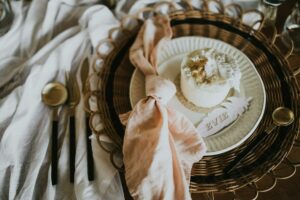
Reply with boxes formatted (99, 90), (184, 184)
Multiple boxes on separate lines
(197, 97), (252, 137)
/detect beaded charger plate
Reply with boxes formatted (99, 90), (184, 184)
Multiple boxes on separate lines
(130, 36), (266, 156)
(87, 1), (299, 197)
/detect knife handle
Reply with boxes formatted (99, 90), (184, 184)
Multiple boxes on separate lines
(224, 132), (267, 173)
(69, 116), (76, 183)
(86, 116), (94, 181)
(51, 120), (58, 185)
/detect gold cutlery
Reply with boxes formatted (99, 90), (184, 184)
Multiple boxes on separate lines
(81, 57), (95, 181)
(224, 107), (295, 173)
(41, 82), (68, 185)
(65, 72), (80, 183)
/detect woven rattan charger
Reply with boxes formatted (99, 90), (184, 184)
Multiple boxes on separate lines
(85, 1), (300, 199)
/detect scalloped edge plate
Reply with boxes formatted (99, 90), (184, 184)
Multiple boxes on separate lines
(130, 36), (266, 155)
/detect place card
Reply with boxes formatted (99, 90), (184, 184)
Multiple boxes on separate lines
(197, 97), (252, 137)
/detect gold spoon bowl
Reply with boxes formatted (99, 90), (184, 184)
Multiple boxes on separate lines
(272, 107), (295, 127)
(266, 107), (295, 134)
(42, 82), (68, 107)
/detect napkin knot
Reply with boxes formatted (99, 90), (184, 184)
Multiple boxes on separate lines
(120, 15), (206, 200)
(145, 75), (176, 105)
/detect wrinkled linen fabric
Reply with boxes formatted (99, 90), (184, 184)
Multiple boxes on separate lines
(116, 0), (260, 19)
(0, 1), (124, 199)
(119, 15), (207, 200)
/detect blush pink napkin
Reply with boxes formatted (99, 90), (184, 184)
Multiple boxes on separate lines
(119, 15), (207, 200)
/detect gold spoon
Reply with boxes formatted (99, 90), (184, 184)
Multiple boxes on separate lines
(41, 82), (68, 185)
(42, 82), (68, 107)
(265, 107), (295, 134)
(225, 106), (295, 173)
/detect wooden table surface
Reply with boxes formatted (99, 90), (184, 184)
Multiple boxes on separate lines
(120, 1), (300, 199)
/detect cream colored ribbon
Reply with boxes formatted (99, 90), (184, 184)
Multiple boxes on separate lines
(119, 15), (206, 200)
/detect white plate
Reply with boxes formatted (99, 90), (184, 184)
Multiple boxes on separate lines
(130, 36), (266, 155)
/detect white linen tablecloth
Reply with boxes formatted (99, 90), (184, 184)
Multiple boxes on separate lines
(0, 0), (124, 199)
(0, 0), (261, 199)
(115, 0), (259, 17)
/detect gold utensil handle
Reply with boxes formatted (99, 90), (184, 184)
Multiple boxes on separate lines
(224, 132), (267, 173)
(293, 68), (300, 76)
(265, 123), (277, 134)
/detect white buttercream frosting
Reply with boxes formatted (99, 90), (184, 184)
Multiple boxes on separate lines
(180, 48), (241, 108)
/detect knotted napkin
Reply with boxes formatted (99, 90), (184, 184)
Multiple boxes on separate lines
(119, 15), (207, 200)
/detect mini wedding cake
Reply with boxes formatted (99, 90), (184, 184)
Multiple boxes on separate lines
(180, 48), (241, 108)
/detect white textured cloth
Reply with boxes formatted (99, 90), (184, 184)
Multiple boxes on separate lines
(0, 0), (262, 199)
(0, 0), (124, 199)
(115, 0), (259, 18)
